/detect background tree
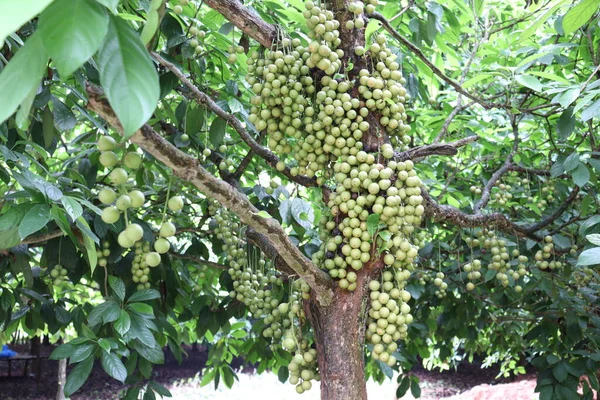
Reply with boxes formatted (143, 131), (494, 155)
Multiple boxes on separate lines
(1, 0), (600, 400)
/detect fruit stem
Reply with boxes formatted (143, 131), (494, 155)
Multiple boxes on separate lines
(161, 176), (173, 224)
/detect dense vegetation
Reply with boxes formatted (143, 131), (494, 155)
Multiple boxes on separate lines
(1, 0), (600, 399)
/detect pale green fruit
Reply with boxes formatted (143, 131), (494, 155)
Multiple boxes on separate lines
(109, 168), (128, 185)
(283, 338), (297, 351)
(128, 190), (145, 208)
(154, 238), (170, 254)
(167, 196), (184, 212)
(146, 252), (161, 267)
(99, 151), (119, 168)
(125, 223), (144, 242)
(118, 231), (134, 248)
(124, 152), (142, 169)
(173, 5), (183, 14)
(159, 222), (176, 237)
(97, 136), (116, 151)
(98, 188), (117, 204)
(50, 269), (59, 278)
(116, 195), (132, 211)
(181, 133), (189, 141)
(101, 206), (120, 224)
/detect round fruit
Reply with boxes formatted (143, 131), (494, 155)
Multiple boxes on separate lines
(154, 238), (170, 254)
(173, 5), (183, 14)
(181, 134), (189, 141)
(168, 196), (184, 212)
(98, 188), (117, 204)
(124, 152), (142, 169)
(109, 168), (128, 185)
(97, 136), (116, 151)
(101, 206), (120, 224)
(50, 269), (59, 278)
(128, 190), (145, 208)
(159, 222), (176, 237)
(146, 252), (161, 267)
(117, 231), (134, 248)
(99, 151), (119, 168)
(116, 195), (132, 211)
(125, 223), (144, 242)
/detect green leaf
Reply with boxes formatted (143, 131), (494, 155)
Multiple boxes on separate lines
(18, 204), (51, 240)
(0, 0), (55, 44)
(577, 248), (600, 266)
(553, 362), (568, 382)
(132, 340), (164, 364)
(586, 234), (600, 246)
(581, 99), (600, 122)
(367, 213), (380, 237)
(396, 376), (410, 398)
(77, 217), (98, 273)
(42, 106), (56, 148)
(185, 104), (205, 136)
(38, 0), (108, 78)
(61, 196), (84, 221)
(572, 164), (590, 187)
(128, 302), (154, 316)
(100, 350), (127, 383)
(97, 15), (159, 137)
(148, 381), (172, 398)
(94, 0), (119, 13)
(128, 289), (160, 303)
(562, 0), (600, 34)
(114, 310), (131, 336)
(49, 343), (76, 360)
(108, 276), (126, 301)
(0, 32), (49, 125)
(140, 0), (162, 45)
(70, 343), (97, 363)
(519, 0), (568, 41)
(209, 117), (227, 147)
(410, 376), (422, 398)
(563, 152), (580, 172)
(515, 74), (542, 92)
(556, 108), (575, 140)
(64, 355), (94, 397)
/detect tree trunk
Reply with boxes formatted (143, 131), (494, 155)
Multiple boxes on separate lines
(56, 358), (67, 400)
(307, 264), (381, 400)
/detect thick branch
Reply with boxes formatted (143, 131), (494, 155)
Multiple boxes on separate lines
(86, 84), (334, 306)
(395, 135), (479, 162)
(153, 53), (318, 188)
(204, 0), (277, 47)
(22, 230), (65, 245)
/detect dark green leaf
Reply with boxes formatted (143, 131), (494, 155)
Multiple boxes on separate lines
(100, 350), (127, 383)
(18, 204), (51, 240)
(556, 107), (574, 140)
(114, 310), (131, 336)
(209, 117), (226, 147)
(128, 289), (161, 303)
(50, 343), (76, 360)
(572, 164), (590, 187)
(64, 355), (94, 397)
(108, 276), (126, 301)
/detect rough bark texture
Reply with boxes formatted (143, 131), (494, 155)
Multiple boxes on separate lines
(307, 262), (380, 400)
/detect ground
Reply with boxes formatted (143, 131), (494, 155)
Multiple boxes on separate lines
(0, 343), (538, 399)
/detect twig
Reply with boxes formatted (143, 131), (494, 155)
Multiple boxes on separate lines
(396, 135), (480, 162)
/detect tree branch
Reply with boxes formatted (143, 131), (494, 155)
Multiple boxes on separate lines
(153, 52), (318, 188)
(204, 0), (277, 47)
(22, 230), (65, 245)
(86, 83), (334, 306)
(395, 135), (480, 162)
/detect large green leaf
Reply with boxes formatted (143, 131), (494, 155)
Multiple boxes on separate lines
(97, 15), (159, 137)
(0, 0), (55, 44)
(64, 355), (94, 397)
(18, 204), (51, 240)
(100, 351), (127, 383)
(0, 32), (49, 125)
(577, 247), (600, 266)
(209, 117), (227, 147)
(562, 0), (600, 34)
(38, 0), (109, 78)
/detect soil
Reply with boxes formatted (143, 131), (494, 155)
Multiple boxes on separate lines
(0, 343), (538, 400)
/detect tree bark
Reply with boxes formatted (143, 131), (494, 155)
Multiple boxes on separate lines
(56, 358), (67, 400)
(307, 263), (380, 400)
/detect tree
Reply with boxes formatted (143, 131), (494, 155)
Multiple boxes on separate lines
(1, 0), (600, 399)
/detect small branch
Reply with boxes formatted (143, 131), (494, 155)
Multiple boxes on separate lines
(507, 165), (552, 176)
(153, 53), (318, 188)
(369, 12), (495, 110)
(433, 101), (473, 143)
(22, 230), (65, 245)
(396, 135), (480, 162)
(204, 0), (277, 47)
(521, 187), (580, 233)
(86, 83), (334, 306)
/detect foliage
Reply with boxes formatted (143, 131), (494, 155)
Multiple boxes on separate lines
(0, 0), (600, 399)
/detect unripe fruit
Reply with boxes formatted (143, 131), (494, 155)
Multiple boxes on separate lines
(124, 152), (142, 169)
(283, 338), (297, 351)
(99, 151), (119, 168)
(101, 206), (120, 224)
(173, 5), (183, 14)
(109, 168), (128, 185)
(98, 188), (117, 204)
(97, 136), (116, 151)
(168, 196), (184, 212)
(125, 223), (144, 242)
(116, 195), (132, 211)
(118, 231), (134, 248)
(154, 238), (170, 254)
(146, 252), (161, 267)
(159, 222), (176, 237)
(128, 190), (145, 208)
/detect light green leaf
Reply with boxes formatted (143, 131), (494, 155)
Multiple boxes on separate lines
(114, 310), (131, 335)
(582, 99), (600, 122)
(18, 204), (51, 240)
(562, 0), (600, 34)
(515, 74), (542, 92)
(367, 214), (380, 237)
(586, 234), (600, 246)
(61, 196), (84, 221)
(97, 15), (159, 137)
(0, 32), (49, 125)
(15, 85), (38, 130)
(0, 0), (55, 44)
(101, 351), (127, 383)
(64, 355), (94, 397)
(38, 0), (109, 78)
(128, 289), (160, 302)
(577, 248), (600, 266)
(77, 217), (98, 273)
(519, 0), (568, 41)
(140, 0), (163, 45)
